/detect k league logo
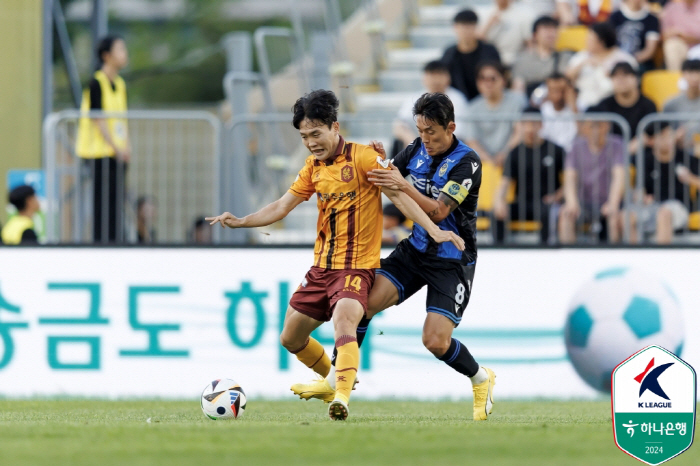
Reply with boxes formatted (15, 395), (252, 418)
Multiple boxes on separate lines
(612, 345), (696, 465)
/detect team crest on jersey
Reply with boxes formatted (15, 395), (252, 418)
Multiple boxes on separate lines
(439, 163), (448, 177)
(341, 165), (354, 182)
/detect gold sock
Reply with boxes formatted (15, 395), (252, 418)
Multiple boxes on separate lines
(290, 337), (331, 377)
(334, 335), (359, 403)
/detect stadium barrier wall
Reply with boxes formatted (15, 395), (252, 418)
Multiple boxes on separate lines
(0, 247), (696, 400)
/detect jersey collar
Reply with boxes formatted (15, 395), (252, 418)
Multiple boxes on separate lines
(320, 135), (347, 166)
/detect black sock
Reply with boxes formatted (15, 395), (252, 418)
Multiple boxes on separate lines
(331, 316), (372, 366)
(438, 338), (479, 377)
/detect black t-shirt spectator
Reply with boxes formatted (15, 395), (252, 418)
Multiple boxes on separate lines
(88, 77), (117, 110)
(504, 140), (565, 214)
(609, 10), (660, 69)
(634, 149), (700, 208)
(441, 42), (501, 101)
(595, 95), (657, 138)
(21, 229), (38, 244)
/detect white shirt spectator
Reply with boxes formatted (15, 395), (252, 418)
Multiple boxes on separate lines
(540, 100), (578, 151)
(481, 1), (536, 66)
(567, 48), (637, 110)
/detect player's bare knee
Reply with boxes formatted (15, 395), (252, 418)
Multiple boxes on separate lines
(422, 333), (450, 357)
(279, 329), (302, 351)
(657, 207), (672, 223)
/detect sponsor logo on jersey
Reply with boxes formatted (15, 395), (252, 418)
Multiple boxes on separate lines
(341, 165), (354, 182)
(439, 163), (448, 177)
(376, 156), (391, 169)
(317, 191), (357, 202)
(462, 178), (473, 192)
(416, 159), (424, 169)
(472, 162), (479, 173)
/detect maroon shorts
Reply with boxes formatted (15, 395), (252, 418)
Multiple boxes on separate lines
(289, 267), (376, 322)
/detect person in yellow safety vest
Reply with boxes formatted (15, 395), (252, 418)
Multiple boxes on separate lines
(76, 35), (130, 243)
(1, 185), (39, 245)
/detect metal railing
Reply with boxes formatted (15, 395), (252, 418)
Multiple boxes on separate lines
(43, 110), (222, 244)
(225, 112), (637, 246)
(634, 113), (700, 244)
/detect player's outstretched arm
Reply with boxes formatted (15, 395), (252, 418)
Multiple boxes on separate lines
(207, 192), (305, 229)
(382, 187), (465, 251)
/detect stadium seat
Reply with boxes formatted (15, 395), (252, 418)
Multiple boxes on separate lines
(476, 161), (502, 230)
(555, 26), (588, 52)
(688, 212), (700, 231)
(641, 70), (681, 110)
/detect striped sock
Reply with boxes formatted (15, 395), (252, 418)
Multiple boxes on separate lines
(331, 316), (371, 366)
(290, 337), (331, 377)
(334, 335), (359, 403)
(438, 338), (479, 377)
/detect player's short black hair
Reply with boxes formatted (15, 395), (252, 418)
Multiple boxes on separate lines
(682, 59), (700, 72)
(413, 92), (455, 129)
(547, 72), (567, 81)
(644, 120), (671, 137)
(533, 16), (558, 34)
(96, 35), (124, 65)
(292, 89), (339, 130)
(453, 9), (478, 24)
(383, 204), (406, 224)
(9, 185), (36, 211)
(475, 60), (506, 79)
(610, 61), (636, 77)
(590, 22), (617, 50)
(423, 60), (449, 74)
(522, 106), (541, 115)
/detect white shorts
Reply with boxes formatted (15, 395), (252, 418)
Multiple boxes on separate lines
(635, 200), (690, 232)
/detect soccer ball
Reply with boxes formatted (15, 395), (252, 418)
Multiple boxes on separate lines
(564, 267), (684, 393)
(201, 378), (247, 420)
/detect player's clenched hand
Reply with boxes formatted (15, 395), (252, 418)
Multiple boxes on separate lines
(368, 163), (406, 191)
(429, 229), (465, 251)
(369, 140), (386, 158)
(206, 212), (243, 229)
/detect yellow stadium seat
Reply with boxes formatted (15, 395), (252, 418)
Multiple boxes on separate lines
(476, 161), (502, 212)
(556, 26), (588, 52)
(641, 70), (681, 111)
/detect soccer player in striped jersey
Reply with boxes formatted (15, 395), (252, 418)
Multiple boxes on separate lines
(291, 93), (497, 421)
(207, 90), (463, 420)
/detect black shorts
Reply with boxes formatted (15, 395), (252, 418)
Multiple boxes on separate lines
(376, 239), (475, 326)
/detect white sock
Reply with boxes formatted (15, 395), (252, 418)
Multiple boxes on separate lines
(327, 365), (336, 389)
(469, 366), (488, 385)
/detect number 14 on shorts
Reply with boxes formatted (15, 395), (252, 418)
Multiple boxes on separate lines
(344, 275), (362, 292)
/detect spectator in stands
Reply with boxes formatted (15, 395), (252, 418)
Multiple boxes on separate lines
(512, 16), (572, 98)
(557, 0), (621, 25)
(392, 61), (469, 156)
(479, 0), (536, 67)
(560, 108), (626, 243)
(609, 0), (660, 72)
(190, 218), (212, 244)
(136, 196), (157, 243)
(494, 107), (566, 244)
(1, 185), (39, 245)
(625, 122), (700, 243)
(594, 61), (656, 153)
(663, 59), (700, 152)
(539, 73), (579, 151)
(566, 22), (637, 110)
(661, 0), (700, 71)
(465, 62), (526, 165)
(441, 10), (501, 101)
(465, 61), (527, 166)
(382, 204), (412, 245)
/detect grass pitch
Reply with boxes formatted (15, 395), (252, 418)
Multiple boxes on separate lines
(0, 400), (697, 466)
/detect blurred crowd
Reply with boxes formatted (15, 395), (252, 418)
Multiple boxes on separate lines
(386, 0), (700, 245)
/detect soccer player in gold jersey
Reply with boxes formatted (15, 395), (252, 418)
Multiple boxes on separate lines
(207, 90), (463, 420)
